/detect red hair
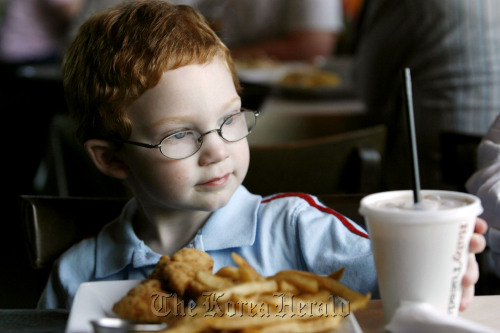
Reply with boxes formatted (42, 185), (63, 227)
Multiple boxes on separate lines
(63, 0), (240, 144)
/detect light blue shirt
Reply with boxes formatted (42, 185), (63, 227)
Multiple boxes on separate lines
(38, 186), (377, 309)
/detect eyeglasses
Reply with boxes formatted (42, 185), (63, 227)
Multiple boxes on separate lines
(113, 108), (259, 160)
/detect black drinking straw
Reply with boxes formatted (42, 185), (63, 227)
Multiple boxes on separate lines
(403, 68), (422, 204)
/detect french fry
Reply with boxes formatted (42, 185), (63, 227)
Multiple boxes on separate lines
(204, 312), (289, 330)
(276, 279), (300, 294)
(271, 271), (320, 294)
(295, 289), (332, 303)
(216, 280), (279, 302)
(195, 270), (234, 290)
(315, 275), (371, 311)
(328, 267), (345, 281)
(215, 265), (240, 281)
(231, 253), (264, 281)
(238, 265), (263, 282)
(253, 316), (342, 333)
(270, 269), (370, 311)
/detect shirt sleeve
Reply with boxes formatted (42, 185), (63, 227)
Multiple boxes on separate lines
(294, 195), (378, 296)
(286, 0), (344, 33)
(466, 114), (500, 277)
(37, 238), (97, 309)
(37, 268), (70, 309)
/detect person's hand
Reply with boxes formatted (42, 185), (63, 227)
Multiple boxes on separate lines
(460, 217), (488, 311)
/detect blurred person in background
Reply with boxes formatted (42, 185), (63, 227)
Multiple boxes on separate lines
(0, 0), (83, 193)
(68, 0), (345, 63)
(0, 0), (82, 73)
(67, 0), (127, 40)
(171, 0), (344, 62)
(0, 0), (83, 197)
(354, 0), (500, 191)
(467, 114), (500, 286)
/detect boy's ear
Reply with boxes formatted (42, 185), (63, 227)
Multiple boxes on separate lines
(84, 139), (129, 179)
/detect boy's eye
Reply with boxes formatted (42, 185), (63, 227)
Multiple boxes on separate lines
(173, 131), (188, 140)
(164, 130), (196, 142)
(223, 111), (242, 126)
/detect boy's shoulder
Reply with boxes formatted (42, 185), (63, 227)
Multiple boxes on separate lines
(51, 236), (98, 286)
(260, 192), (329, 214)
(261, 192), (322, 205)
(257, 192), (332, 224)
(57, 236), (98, 267)
(55, 216), (123, 273)
(258, 192), (368, 239)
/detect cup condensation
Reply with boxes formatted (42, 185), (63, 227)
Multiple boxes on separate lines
(359, 190), (483, 322)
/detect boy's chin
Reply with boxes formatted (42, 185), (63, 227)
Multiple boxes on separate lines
(194, 187), (237, 211)
(198, 194), (233, 211)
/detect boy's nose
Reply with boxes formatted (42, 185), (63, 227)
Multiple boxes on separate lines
(198, 131), (229, 165)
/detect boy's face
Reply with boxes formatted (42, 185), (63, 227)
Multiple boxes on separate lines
(120, 57), (249, 212)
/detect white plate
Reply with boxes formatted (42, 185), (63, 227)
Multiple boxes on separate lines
(66, 280), (362, 333)
(66, 280), (142, 333)
(236, 62), (301, 85)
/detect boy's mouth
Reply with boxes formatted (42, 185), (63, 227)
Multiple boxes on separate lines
(199, 173), (230, 186)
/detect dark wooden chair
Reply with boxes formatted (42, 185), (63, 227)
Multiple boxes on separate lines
(34, 114), (130, 197)
(19, 196), (128, 271)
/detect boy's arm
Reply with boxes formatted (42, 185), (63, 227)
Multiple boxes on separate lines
(37, 237), (98, 310)
(37, 269), (70, 309)
(293, 195), (378, 296)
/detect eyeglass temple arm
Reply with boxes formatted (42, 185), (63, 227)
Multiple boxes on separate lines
(116, 139), (161, 149)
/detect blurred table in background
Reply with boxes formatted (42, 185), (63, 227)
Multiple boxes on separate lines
(248, 95), (371, 146)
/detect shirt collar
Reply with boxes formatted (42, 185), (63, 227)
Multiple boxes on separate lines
(95, 199), (161, 278)
(199, 186), (262, 251)
(94, 186), (262, 278)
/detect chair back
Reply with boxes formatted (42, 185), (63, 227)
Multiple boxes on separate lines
(19, 195), (127, 270)
(244, 125), (386, 196)
(35, 114), (130, 197)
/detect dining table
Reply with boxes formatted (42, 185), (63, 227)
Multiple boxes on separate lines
(354, 295), (500, 332)
(1, 295), (498, 333)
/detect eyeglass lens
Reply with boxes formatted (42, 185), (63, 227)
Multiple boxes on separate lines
(160, 110), (256, 159)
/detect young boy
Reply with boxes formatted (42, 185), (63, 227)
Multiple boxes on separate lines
(38, 0), (486, 310)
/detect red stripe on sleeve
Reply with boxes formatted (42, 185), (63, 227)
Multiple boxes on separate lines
(262, 193), (369, 239)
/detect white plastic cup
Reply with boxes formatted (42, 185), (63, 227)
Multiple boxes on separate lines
(359, 190), (483, 322)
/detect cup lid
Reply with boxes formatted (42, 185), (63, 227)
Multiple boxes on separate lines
(359, 190), (483, 223)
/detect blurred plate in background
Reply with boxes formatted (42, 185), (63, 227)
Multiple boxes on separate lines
(236, 57), (357, 100)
